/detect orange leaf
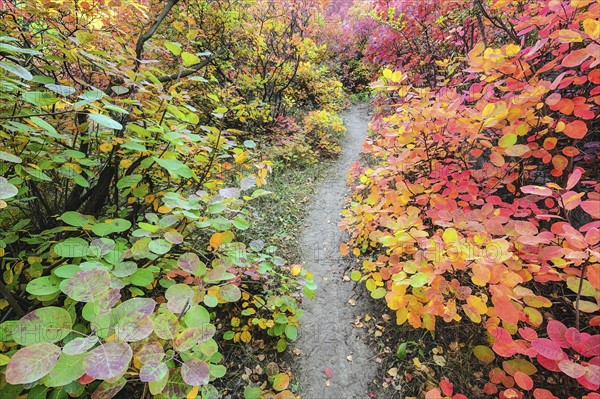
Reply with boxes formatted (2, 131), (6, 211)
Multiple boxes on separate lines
(561, 48), (591, 67)
(563, 120), (588, 139)
(493, 297), (520, 325)
(589, 69), (600, 84)
(514, 371), (533, 390)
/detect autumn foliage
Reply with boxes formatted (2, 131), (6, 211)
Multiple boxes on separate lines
(0, 0), (344, 398)
(339, 0), (599, 397)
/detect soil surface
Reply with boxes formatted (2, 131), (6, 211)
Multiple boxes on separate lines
(295, 104), (375, 398)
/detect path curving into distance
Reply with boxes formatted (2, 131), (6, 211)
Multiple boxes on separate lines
(295, 104), (375, 399)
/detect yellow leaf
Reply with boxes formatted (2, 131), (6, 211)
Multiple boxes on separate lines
(186, 385), (199, 399)
(240, 330), (252, 343)
(583, 18), (600, 39)
(157, 205), (172, 214)
(99, 143), (113, 152)
(64, 162), (82, 173)
(353, 247), (360, 257)
(290, 264), (301, 276)
(498, 133), (517, 148)
(442, 228), (458, 244)
(505, 44), (521, 56)
(120, 159), (133, 168)
(482, 103), (495, 117)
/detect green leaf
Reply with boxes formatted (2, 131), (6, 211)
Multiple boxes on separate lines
(0, 43), (41, 55)
(473, 345), (495, 363)
(89, 113), (123, 130)
(0, 150), (22, 163)
(12, 306), (72, 345)
(350, 270), (362, 281)
(370, 287), (387, 299)
(53, 264), (81, 278)
(244, 385), (261, 399)
(409, 273), (428, 287)
(22, 91), (59, 107)
(29, 116), (63, 138)
(25, 167), (52, 181)
(219, 284), (241, 303)
(43, 352), (86, 387)
(243, 140), (256, 148)
(173, 325), (216, 351)
(73, 174), (90, 188)
(140, 362), (168, 382)
(60, 211), (90, 227)
(78, 89), (104, 102)
(233, 217), (250, 230)
(284, 325), (298, 341)
(181, 52), (200, 67)
(45, 84), (76, 97)
(130, 268), (154, 287)
(117, 174), (142, 189)
(0, 61), (32, 80)
(91, 219), (131, 236)
(207, 203), (226, 214)
(26, 276), (61, 296)
(0, 177), (18, 200)
(165, 42), (182, 56)
(396, 342), (408, 360)
(148, 239), (171, 255)
(183, 305), (210, 328)
(203, 294), (218, 308)
(566, 276), (596, 297)
(53, 238), (89, 258)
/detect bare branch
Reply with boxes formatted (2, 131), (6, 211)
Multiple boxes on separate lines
(135, 0), (181, 68)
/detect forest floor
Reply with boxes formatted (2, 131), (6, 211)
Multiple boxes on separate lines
(294, 104), (376, 398)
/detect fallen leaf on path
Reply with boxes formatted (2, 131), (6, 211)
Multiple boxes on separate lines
(346, 355), (353, 362)
(324, 367), (333, 378)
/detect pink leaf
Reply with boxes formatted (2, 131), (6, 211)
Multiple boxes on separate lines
(547, 320), (569, 348)
(565, 168), (583, 190)
(324, 367), (333, 379)
(558, 359), (586, 379)
(521, 185), (553, 197)
(581, 200), (600, 219)
(532, 338), (565, 360)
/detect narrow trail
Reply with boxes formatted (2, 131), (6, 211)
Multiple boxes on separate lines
(295, 104), (374, 399)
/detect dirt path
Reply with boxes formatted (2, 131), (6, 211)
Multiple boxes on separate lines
(295, 104), (374, 398)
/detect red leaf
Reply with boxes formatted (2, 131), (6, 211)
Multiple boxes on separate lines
(440, 378), (453, 396)
(563, 120), (588, 139)
(324, 367), (333, 379)
(78, 374), (96, 384)
(532, 338), (565, 360)
(514, 371), (534, 390)
(518, 327), (538, 341)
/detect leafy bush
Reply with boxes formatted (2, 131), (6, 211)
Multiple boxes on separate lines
(0, 1), (324, 397)
(339, 0), (600, 397)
